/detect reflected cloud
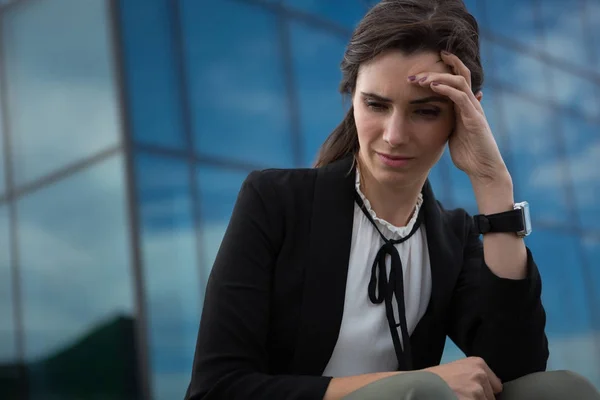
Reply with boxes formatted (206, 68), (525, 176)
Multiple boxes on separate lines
(135, 154), (203, 400)
(15, 155), (135, 362)
(289, 21), (348, 165)
(491, 2), (599, 120)
(2, 0), (121, 187)
(179, 0), (294, 167)
(201, 61), (288, 117)
(139, 225), (201, 400)
(531, 142), (600, 205)
(541, 0), (600, 67)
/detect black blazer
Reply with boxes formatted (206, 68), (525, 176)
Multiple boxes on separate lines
(185, 156), (549, 400)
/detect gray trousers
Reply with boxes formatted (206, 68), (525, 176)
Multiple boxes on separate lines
(342, 370), (600, 400)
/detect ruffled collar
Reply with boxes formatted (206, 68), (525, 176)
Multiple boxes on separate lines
(355, 167), (423, 238)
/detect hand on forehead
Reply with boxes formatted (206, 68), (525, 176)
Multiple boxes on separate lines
(405, 52), (454, 76)
(356, 50), (455, 100)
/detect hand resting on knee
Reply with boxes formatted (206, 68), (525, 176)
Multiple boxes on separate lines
(424, 357), (503, 400)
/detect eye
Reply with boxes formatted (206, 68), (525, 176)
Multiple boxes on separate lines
(414, 108), (441, 118)
(365, 99), (388, 112)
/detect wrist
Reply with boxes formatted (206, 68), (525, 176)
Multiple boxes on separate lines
(468, 166), (512, 188)
(470, 173), (515, 215)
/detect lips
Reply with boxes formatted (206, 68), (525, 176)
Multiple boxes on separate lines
(377, 152), (413, 160)
(376, 152), (414, 168)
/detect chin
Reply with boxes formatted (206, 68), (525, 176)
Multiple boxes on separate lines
(375, 164), (429, 190)
(373, 167), (413, 188)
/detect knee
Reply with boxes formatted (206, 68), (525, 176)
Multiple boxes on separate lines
(513, 370), (600, 400)
(342, 371), (455, 400)
(406, 371), (456, 400)
(546, 370), (600, 399)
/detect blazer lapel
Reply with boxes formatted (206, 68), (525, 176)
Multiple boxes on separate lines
(409, 180), (464, 368)
(292, 156), (356, 375)
(422, 180), (463, 316)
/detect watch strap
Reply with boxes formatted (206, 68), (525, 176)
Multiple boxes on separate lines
(473, 208), (525, 234)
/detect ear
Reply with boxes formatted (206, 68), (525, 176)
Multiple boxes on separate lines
(475, 91), (483, 102)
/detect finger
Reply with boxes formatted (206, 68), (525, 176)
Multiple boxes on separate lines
(480, 362), (503, 394)
(481, 378), (495, 400)
(429, 82), (480, 119)
(412, 72), (469, 92)
(441, 51), (471, 89)
(411, 72), (480, 110)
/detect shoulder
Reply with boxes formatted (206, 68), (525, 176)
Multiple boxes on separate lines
(243, 156), (354, 197)
(243, 166), (318, 198)
(238, 166), (319, 217)
(245, 166), (317, 190)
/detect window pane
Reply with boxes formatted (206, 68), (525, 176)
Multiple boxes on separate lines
(484, 0), (542, 47)
(0, 206), (16, 363)
(499, 94), (569, 225)
(560, 115), (600, 230)
(428, 155), (451, 207)
(480, 37), (494, 82)
(0, 208), (24, 400)
(2, 0), (121, 187)
(540, 0), (591, 66)
(550, 68), (598, 120)
(446, 150), (478, 215)
(197, 167), (250, 278)
(0, 102), (5, 195)
(584, 0), (600, 72)
(491, 44), (549, 100)
(0, 129), (5, 197)
(583, 236), (600, 329)
(583, 234), (600, 389)
(527, 230), (598, 386)
(17, 155), (140, 399)
(289, 21), (348, 166)
(284, 0), (367, 29)
(180, 0), (294, 168)
(135, 153), (200, 400)
(118, 0), (186, 149)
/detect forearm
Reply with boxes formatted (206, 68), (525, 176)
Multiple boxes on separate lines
(470, 172), (527, 280)
(324, 371), (403, 400)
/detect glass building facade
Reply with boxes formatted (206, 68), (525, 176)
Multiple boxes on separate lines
(0, 0), (598, 398)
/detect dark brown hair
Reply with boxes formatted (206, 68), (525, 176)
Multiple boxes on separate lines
(314, 0), (484, 167)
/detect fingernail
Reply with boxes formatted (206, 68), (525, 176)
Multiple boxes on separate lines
(441, 50), (450, 55)
(419, 77), (428, 83)
(432, 82), (440, 86)
(407, 75), (416, 81)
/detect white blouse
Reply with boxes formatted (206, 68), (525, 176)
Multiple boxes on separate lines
(322, 171), (432, 377)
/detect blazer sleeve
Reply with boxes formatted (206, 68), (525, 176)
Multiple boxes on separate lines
(184, 171), (332, 400)
(446, 213), (549, 382)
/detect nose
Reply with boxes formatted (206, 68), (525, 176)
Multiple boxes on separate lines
(382, 112), (409, 147)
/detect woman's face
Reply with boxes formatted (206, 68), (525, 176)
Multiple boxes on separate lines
(353, 49), (455, 190)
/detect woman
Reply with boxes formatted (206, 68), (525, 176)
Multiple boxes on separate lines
(185, 0), (600, 399)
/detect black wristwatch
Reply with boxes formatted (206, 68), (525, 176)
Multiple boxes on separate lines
(473, 201), (532, 237)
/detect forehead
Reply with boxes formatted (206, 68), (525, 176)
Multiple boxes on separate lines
(356, 49), (452, 95)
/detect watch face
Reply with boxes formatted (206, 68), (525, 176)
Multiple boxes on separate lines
(515, 201), (532, 236)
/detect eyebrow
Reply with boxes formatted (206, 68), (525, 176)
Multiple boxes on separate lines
(361, 91), (450, 105)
